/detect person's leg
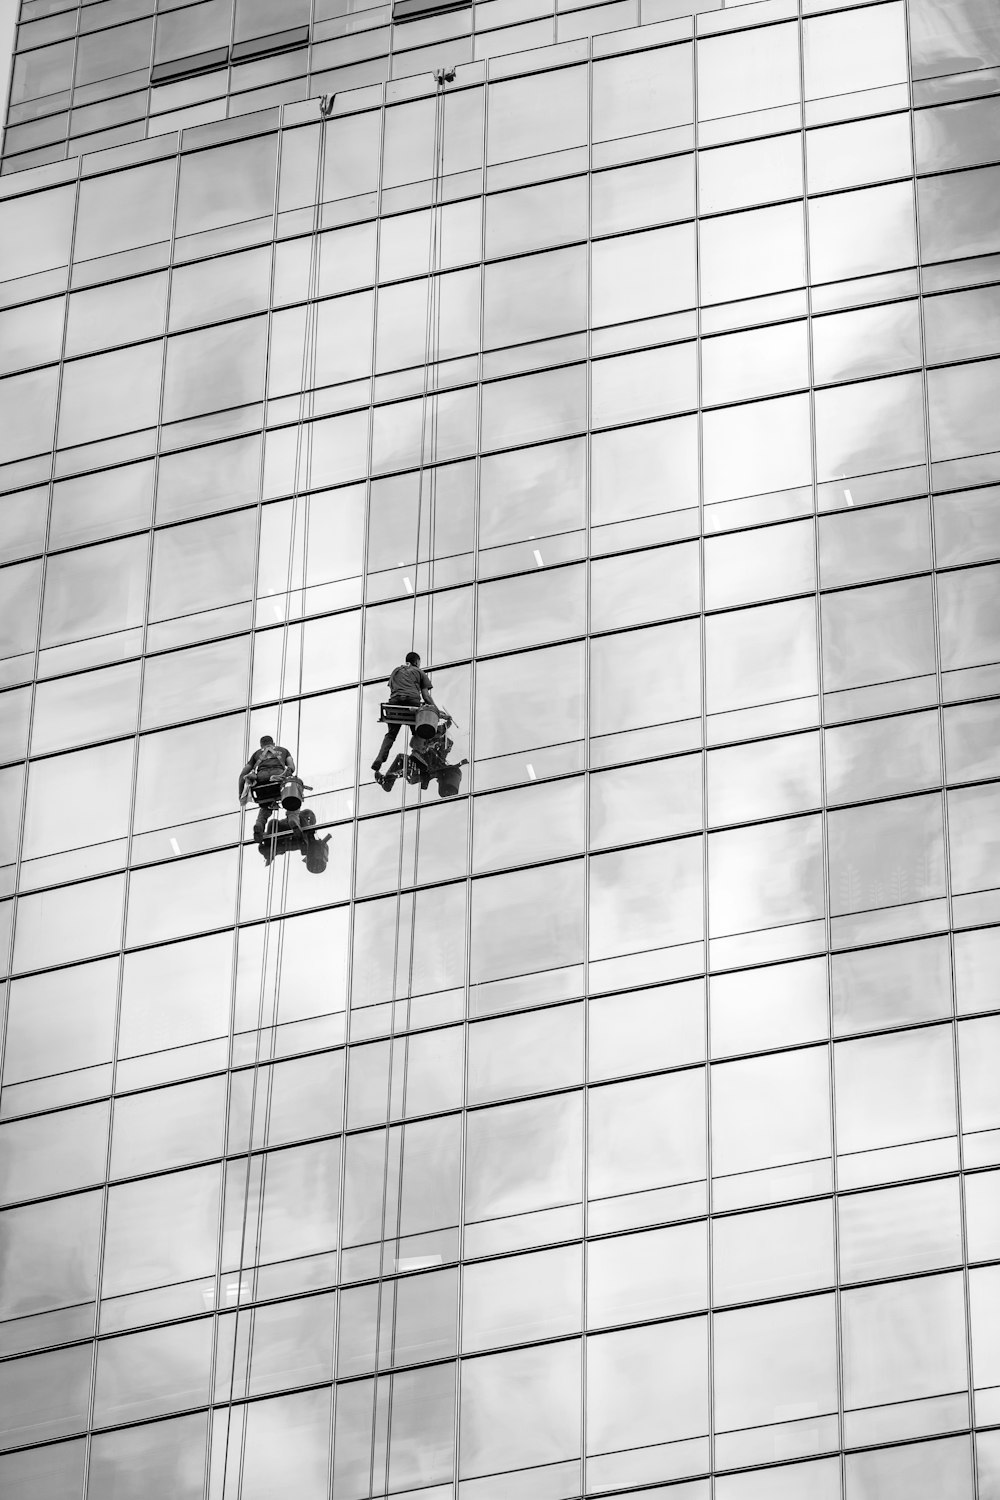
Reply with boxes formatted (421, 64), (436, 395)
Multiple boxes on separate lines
(253, 801), (268, 841)
(372, 720), (400, 772)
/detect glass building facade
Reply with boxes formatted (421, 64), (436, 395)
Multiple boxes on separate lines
(3, 0), (1000, 1496)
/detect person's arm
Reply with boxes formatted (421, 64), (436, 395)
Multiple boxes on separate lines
(419, 671), (441, 712)
(238, 752), (258, 796)
(282, 748), (296, 775)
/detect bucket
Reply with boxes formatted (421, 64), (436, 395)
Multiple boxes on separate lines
(437, 765), (462, 798)
(280, 776), (305, 811)
(414, 705), (439, 740)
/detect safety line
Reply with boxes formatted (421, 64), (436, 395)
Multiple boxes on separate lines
(375, 71), (451, 1500)
(220, 100), (330, 1500)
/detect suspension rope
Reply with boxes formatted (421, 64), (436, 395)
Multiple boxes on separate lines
(221, 103), (330, 1500)
(374, 73), (451, 1500)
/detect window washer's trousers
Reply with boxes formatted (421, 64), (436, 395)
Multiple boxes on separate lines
(373, 692), (421, 769)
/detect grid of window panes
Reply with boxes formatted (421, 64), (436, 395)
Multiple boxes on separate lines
(3, 0), (854, 177)
(4, 1), (1000, 1497)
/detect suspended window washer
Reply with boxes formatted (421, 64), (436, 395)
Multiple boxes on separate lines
(371, 652), (441, 782)
(373, 657), (466, 799)
(239, 735), (306, 843)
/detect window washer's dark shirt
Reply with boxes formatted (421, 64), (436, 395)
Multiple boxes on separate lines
(239, 744), (294, 795)
(388, 663), (433, 702)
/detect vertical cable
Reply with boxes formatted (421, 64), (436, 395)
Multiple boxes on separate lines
(219, 101), (329, 1500)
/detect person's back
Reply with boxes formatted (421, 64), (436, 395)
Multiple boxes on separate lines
(388, 659), (430, 702)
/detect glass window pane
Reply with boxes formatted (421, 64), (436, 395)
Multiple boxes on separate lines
(699, 135), (802, 216)
(587, 1221), (706, 1327)
(827, 793), (946, 917)
(473, 778), (585, 873)
(0, 296), (64, 376)
(834, 1026), (956, 1158)
(710, 957), (829, 1058)
(588, 1069), (705, 1202)
(807, 112), (912, 194)
(708, 733), (821, 826)
(592, 620), (701, 735)
(938, 562), (1000, 671)
(65, 273), (166, 359)
(175, 136), (278, 241)
(702, 321), (809, 407)
(709, 815), (824, 939)
(587, 1318), (708, 1462)
(814, 301), (922, 386)
(50, 462), (154, 551)
(592, 415), (699, 527)
(14, 874), (126, 973)
(484, 245), (586, 347)
(486, 177), (588, 260)
(832, 936), (951, 1035)
(589, 980), (706, 1081)
(804, 2), (907, 99)
(592, 342), (697, 428)
(462, 1244), (581, 1351)
(815, 372), (925, 482)
(0, 184), (75, 287)
(590, 838), (704, 961)
(711, 1048), (831, 1203)
(0, 367), (59, 465)
(470, 861), (584, 984)
(593, 43), (692, 142)
(94, 1319), (213, 1427)
(163, 316), (268, 423)
(487, 68), (587, 164)
(0, 1437), (86, 1499)
(700, 202), (805, 304)
(819, 498), (931, 589)
(74, 160), (176, 265)
(481, 364), (587, 452)
(810, 182), (916, 285)
(909, 0), (1000, 79)
(102, 1165), (221, 1299)
(110, 1077), (227, 1179)
(474, 641), (584, 762)
(3, 958), (118, 1095)
(591, 156), (694, 237)
(467, 1004), (583, 1104)
(478, 564), (585, 655)
(0, 1344), (92, 1450)
(714, 1200), (834, 1304)
(707, 599), (817, 713)
(0, 1191), (102, 1324)
(703, 394), (812, 505)
(148, 511), (256, 624)
(841, 1273), (967, 1411)
(698, 24), (800, 119)
(169, 246), (272, 331)
(705, 519), (815, 611)
(713, 1295), (838, 1440)
(592, 224), (696, 325)
(465, 1093), (582, 1224)
(846, 1435), (974, 1500)
(591, 543), (699, 631)
(590, 755), (701, 849)
(89, 1412), (208, 1500)
(839, 1178), (963, 1282)
(58, 344), (163, 448)
(919, 164), (1000, 264)
(461, 1341), (580, 1478)
(821, 578), (935, 692)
